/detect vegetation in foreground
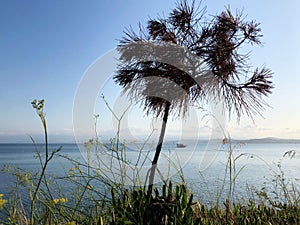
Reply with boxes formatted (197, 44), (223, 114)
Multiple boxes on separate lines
(0, 100), (299, 224)
(1, 148), (300, 224)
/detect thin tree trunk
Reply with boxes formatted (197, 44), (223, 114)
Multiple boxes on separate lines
(147, 101), (170, 196)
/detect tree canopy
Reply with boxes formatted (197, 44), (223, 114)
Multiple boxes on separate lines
(114, 1), (273, 120)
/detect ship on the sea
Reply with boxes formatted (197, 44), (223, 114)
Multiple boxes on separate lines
(176, 143), (186, 148)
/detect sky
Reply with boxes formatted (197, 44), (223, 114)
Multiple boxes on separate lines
(0, 0), (300, 143)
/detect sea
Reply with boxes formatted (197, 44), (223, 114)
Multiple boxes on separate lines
(1, 139), (300, 207)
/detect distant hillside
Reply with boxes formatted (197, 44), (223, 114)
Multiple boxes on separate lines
(171, 137), (300, 144)
(236, 137), (300, 144)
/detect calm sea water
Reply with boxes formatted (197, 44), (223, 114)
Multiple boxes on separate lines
(1, 141), (299, 205)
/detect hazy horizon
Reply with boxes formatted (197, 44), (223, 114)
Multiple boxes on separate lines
(1, 1), (300, 143)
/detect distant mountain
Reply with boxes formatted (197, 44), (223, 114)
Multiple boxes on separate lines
(236, 137), (300, 144)
(169, 137), (300, 144)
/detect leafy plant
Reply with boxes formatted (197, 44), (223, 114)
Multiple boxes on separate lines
(29, 99), (63, 223)
(109, 181), (199, 225)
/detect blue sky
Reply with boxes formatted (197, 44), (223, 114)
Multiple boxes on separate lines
(0, 0), (299, 143)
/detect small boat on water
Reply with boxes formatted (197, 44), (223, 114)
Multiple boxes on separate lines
(176, 143), (186, 148)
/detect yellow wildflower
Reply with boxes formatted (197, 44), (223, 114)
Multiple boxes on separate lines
(51, 197), (68, 204)
(52, 199), (59, 204)
(59, 198), (68, 203)
(65, 222), (76, 225)
(0, 194), (7, 210)
(68, 167), (75, 176)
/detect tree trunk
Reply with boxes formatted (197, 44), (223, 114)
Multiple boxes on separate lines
(147, 101), (170, 196)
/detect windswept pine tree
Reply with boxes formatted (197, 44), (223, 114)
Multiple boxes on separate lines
(114, 0), (273, 195)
